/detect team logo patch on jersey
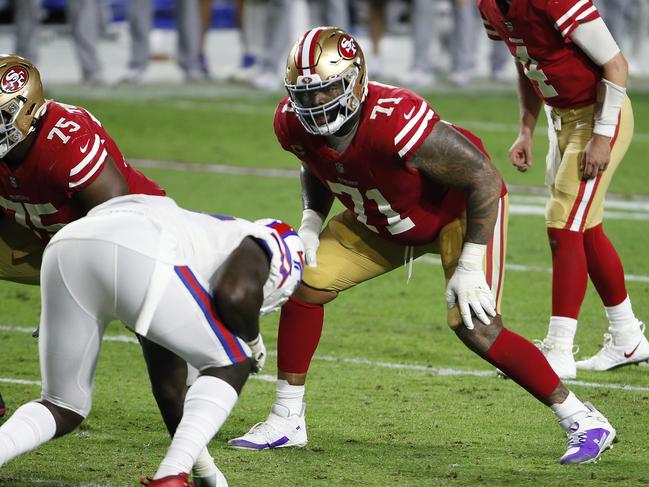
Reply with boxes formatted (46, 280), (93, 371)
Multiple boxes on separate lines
(1, 66), (29, 94)
(338, 35), (358, 60)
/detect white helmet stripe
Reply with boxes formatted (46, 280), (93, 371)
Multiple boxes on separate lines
(299, 27), (325, 76)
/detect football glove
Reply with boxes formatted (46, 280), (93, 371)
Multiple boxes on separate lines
(298, 209), (323, 267)
(247, 334), (266, 374)
(445, 243), (496, 329)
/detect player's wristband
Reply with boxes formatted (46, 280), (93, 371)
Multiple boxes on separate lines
(593, 79), (626, 139)
(299, 209), (324, 234)
(458, 242), (487, 271)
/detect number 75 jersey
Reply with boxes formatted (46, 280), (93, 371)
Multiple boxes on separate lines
(274, 82), (479, 245)
(0, 101), (164, 242)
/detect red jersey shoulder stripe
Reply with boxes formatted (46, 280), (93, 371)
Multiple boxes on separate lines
(69, 134), (101, 177)
(481, 18), (501, 40)
(394, 102), (436, 158)
(554, 0), (600, 37)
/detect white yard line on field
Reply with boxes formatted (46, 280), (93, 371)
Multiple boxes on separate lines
(165, 100), (649, 143)
(2, 325), (648, 393)
(131, 158), (649, 206)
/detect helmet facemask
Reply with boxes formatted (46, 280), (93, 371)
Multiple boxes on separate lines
(0, 97), (31, 158)
(0, 56), (46, 159)
(286, 65), (362, 136)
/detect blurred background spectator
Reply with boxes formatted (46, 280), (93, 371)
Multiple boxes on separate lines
(0, 0), (646, 88)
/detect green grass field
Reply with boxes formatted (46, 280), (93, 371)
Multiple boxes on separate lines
(1, 83), (649, 486)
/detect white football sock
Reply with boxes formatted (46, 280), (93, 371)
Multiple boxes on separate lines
(192, 447), (218, 478)
(546, 316), (578, 347)
(274, 379), (305, 416)
(0, 402), (57, 466)
(551, 392), (589, 431)
(155, 376), (237, 479)
(606, 296), (641, 344)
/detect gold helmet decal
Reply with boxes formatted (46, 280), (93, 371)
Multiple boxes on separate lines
(285, 27), (368, 135)
(0, 55), (46, 158)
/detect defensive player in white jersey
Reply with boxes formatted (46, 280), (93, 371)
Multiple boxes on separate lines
(0, 195), (304, 487)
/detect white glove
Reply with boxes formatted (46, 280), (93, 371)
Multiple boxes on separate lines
(298, 209), (323, 267)
(445, 243), (496, 330)
(247, 334), (266, 374)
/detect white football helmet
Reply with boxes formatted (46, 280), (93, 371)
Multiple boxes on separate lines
(255, 219), (304, 315)
(0, 55), (45, 158)
(285, 27), (368, 135)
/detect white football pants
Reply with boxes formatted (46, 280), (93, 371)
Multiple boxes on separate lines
(39, 238), (250, 418)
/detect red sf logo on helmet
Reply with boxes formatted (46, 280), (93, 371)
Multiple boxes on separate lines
(1, 66), (29, 94)
(338, 35), (358, 60)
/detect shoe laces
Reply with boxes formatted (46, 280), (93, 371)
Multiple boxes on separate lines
(601, 332), (615, 350)
(247, 419), (286, 440)
(534, 338), (579, 355)
(566, 429), (588, 448)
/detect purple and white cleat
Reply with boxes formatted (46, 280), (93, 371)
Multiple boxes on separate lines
(228, 403), (307, 450)
(560, 403), (616, 464)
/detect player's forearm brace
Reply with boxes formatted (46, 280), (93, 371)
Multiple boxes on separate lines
(593, 79), (626, 138)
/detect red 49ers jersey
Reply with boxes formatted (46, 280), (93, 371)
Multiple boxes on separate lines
(0, 101), (165, 242)
(274, 82), (480, 245)
(478, 0), (602, 108)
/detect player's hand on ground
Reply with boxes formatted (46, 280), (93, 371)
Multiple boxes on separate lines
(246, 335), (266, 374)
(509, 134), (533, 172)
(445, 263), (496, 330)
(580, 135), (611, 179)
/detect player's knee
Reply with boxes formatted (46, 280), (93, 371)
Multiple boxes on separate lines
(293, 281), (337, 305)
(545, 195), (570, 228)
(200, 360), (251, 395)
(453, 315), (503, 355)
(38, 400), (84, 438)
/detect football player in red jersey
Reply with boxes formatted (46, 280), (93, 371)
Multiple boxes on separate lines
(229, 27), (615, 465)
(478, 0), (648, 378)
(0, 56), (219, 486)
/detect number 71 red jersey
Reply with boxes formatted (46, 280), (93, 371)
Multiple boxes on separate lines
(274, 82), (493, 245)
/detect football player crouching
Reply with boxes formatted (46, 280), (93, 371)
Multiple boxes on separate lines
(0, 194), (304, 487)
(229, 27), (616, 465)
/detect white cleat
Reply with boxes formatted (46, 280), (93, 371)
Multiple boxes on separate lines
(227, 403), (307, 450)
(535, 339), (578, 379)
(576, 323), (649, 372)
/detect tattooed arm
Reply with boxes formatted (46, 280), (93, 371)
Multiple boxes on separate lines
(408, 121), (503, 245)
(409, 121), (502, 327)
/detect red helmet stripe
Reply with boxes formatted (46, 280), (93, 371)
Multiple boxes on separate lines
(298, 27), (325, 76)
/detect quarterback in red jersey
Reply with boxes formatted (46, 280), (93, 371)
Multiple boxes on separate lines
(229, 27), (615, 465)
(0, 56), (221, 487)
(479, 0), (648, 378)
